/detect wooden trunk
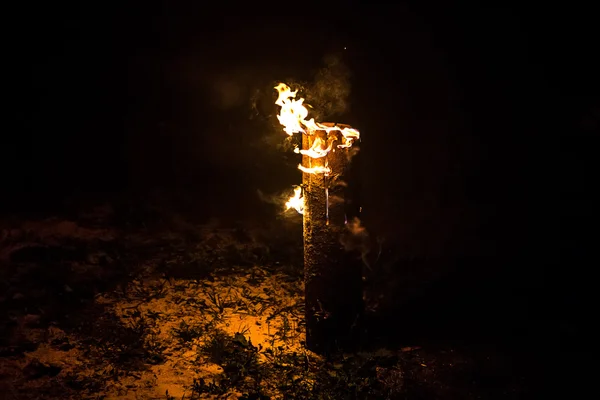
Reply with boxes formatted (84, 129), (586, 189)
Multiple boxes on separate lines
(302, 123), (363, 354)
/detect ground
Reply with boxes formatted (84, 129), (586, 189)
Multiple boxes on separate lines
(0, 202), (527, 399)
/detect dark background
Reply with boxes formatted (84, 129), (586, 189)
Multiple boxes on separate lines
(3, 2), (597, 390)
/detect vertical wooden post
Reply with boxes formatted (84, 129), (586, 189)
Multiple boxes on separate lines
(302, 123), (363, 354)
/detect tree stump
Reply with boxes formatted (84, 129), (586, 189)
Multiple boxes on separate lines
(302, 123), (363, 354)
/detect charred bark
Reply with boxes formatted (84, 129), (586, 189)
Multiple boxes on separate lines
(302, 123), (363, 354)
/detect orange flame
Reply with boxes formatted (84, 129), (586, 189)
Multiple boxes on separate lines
(274, 83), (308, 136)
(276, 83), (359, 214)
(285, 186), (304, 214)
(298, 164), (331, 175)
(274, 83), (360, 151)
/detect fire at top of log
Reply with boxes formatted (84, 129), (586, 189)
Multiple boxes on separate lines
(275, 83), (360, 215)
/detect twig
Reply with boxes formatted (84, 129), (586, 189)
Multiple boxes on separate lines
(122, 300), (147, 310)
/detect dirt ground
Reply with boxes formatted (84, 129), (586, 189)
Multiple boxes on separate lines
(0, 203), (530, 399)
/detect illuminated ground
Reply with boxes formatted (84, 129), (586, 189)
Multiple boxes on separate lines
(0, 204), (527, 399)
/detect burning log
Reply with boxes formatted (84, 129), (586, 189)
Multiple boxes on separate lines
(302, 124), (363, 354)
(275, 83), (364, 354)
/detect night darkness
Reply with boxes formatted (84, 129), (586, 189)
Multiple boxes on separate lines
(2, 3), (597, 398)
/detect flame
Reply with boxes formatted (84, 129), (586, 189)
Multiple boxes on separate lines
(274, 83), (360, 150)
(285, 186), (304, 214)
(276, 82), (359, 214)
(274, 83), (308, 136)
(298, 136), (334, 159)
(298, 164), (331, 175)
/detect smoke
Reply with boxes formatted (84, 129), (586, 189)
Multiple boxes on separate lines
(304, 53), (352, 121)
(345, 142), (361, 164)
(211, 75), (244, 109)
(250, 52), (352, 125)
(256, 188), (287, 206)
(340, 217), (372, 268)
